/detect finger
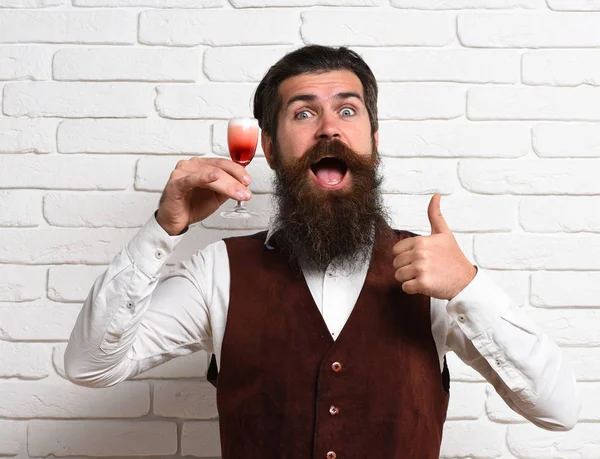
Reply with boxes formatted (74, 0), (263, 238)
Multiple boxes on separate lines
(201, 157), (252, 186)
(392, 252), (413, 270)
(428, 194), (451, 235)
(392, 237), (415, 256)
(394, 265), (416, 284)
(179, 171), (252, 202)
(400, 279), (420, 295)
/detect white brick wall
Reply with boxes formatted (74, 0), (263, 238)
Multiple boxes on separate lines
(0, 2), (595, 458)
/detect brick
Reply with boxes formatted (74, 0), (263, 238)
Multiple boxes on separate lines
(379, 84), (465, 120)
(474, 234), (600, 270)
(377, 122), (530, 158)
(204, 46), (293, 82)
(440, 420), (505, 458)
(381, 158), (456, 194)
(0, 304), (82, 340)
(507, 424), (600, 458)
(0, 11), (135, 44)
(520, 197), (600, 233)
(364, 49), (519, 83)
(521, 308), (600, 346)
(0, 265), (45, 302)
(447, 382), (486, 420)
(135, 155), (197, 192)
(0, 155), (134, 190)
(44, 192), (159, 228)
(548, 0), (600, 10)
(0, 190), (41, 227)
(0, 119), (56, 154)
(0, 228), (136, 264)
(481, 269), (529, 307)
(181, 421), (221, 457)
(28, 420), (177, 456)
(3, 82), (153, 118)
(201, 193), (273, 230)
(384, 194), (517, 234)
(302, 11), (455, 46)
(0, 380), (149, 417)
(460, 159), (600, 195)
(533, 123), (600, 157)
(156, 83), (256, 119)
(562, 348), (600, 381)
(58, 119), (211, 154)
(0, 343), (51, 379)
(531, 272), (600, 307)
(0, 0), (63, 5)
(233, 0), (379, 5)
(0, 46), (52, 80)
(394, 0), (539, 6)
(48, 266), (107, 303)
(469, 87), (600, 121)
(523, 51), (600, 87)
(54, 48), (201, 82)
(154, 381), (217, 418)
(0, 421), (22, 455)
(139, 10), (299, 46)
(459, 13), (600, 48)
(446, 352), (485, 382)
(213, 120), (266, 157)
(75, 0), (221, 5)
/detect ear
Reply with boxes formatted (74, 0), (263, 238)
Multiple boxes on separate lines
(262, 131), (276, 169)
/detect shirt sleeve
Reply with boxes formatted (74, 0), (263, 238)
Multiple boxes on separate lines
(440, 268), (581, 431)
(64, 215), (215, 388)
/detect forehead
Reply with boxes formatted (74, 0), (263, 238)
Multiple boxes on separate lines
(278, 70), (364, 104)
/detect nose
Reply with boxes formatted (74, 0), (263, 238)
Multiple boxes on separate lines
(315, 111), (341, 141)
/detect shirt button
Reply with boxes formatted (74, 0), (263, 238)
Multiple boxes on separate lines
(126, 301), (134, 309)
(457, 314), (466, 323)
(155, 249), (164, 260)
(495, 359), (502, 367)
(329, 405), (339, 416)
(331, 362), (342, 373)
(326, 452), (337, 459)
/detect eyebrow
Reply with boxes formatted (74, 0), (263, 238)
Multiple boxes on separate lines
(285, 91), (364, 109)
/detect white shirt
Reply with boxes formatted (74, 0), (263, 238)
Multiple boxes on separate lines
(64, 216), (581, 431)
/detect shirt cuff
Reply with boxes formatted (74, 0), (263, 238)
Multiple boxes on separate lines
(446, 268), (514, 340)
(125, 214), (186, 278)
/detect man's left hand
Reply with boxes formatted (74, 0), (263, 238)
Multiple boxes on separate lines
(392, 194), (477, 300)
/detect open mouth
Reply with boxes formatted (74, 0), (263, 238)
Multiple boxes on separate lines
(310, 157), (349, 189)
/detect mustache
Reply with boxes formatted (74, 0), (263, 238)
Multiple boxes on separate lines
(302, 138), (376, 169)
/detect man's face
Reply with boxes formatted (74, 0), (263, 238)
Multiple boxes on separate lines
(265, 69), (378, 191)
(265, 70), (388, 271)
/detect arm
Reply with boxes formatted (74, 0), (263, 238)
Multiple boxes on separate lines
(65, 157), (253, 387)
(441, 270), (581, 431)
(64, 216), (214, 387)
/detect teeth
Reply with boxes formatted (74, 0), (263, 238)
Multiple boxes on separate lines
(325, 179), (341, 185)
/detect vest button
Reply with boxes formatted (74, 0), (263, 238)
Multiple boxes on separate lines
(326, 452), (337, 459)
(329, 405), (339, 416)
(331, 362), (342, 372)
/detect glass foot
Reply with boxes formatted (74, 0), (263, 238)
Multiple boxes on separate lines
(220, 203), (259, 219)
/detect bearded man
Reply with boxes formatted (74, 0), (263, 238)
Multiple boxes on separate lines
(65, 45), (580, 459)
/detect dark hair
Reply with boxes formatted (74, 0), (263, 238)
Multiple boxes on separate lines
(253, 45), (379, 141)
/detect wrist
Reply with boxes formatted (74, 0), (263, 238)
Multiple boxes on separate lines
(154, 210), (188, 236)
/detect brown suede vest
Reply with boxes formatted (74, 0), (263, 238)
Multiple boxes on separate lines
(212, 228), (449, 459)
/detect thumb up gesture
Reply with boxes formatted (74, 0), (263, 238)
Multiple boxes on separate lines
(392, 194), (477, 300)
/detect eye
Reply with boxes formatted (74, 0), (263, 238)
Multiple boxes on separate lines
(340, 107), (356, 117)
(295, 110), (313, 120)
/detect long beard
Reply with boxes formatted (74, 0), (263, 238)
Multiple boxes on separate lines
(271, 138), (390, 272)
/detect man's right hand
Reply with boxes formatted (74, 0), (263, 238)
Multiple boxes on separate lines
(155, 157), (252, 236)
